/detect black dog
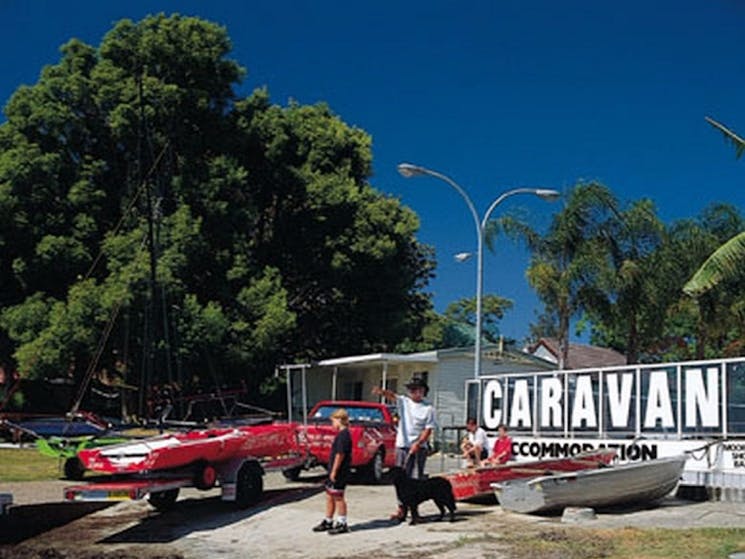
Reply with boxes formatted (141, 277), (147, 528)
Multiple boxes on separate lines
(390, 466), (456, 524)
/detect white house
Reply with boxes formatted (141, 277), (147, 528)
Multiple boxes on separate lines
(279, 345), (555, 434)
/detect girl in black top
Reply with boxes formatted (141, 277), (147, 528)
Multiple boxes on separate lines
(312, 408), (352, 534)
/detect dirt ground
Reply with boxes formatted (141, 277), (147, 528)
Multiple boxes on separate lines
(1, 464), (745, 559)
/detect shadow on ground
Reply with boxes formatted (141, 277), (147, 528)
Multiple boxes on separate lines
(0, 502), (113, 544)
(351, 507), (491, 533)
(100, 484), (324, 544)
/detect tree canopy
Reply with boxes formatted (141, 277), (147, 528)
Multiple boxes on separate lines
(488, 180), (745, 365)
(488, 181), (615, 368)
(0, 14), (435, 413)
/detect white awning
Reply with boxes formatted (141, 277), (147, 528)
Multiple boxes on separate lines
(316, 351), (438, 368)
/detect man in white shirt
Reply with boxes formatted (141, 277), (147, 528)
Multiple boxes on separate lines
(372, 376), (437, 520)
(461, 417), (489, 467)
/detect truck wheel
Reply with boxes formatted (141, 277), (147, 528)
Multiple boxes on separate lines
(282, 466), (302, 482)
(148, 488), (179, 511)
(235, 463), (263, 508)
(63, 457), (86, 481)
(364, 450), (384, 484)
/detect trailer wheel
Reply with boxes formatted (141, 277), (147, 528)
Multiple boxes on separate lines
(282, 466), (302, 482)
(194, 462), (217, 490)
(235, 463), (263, 509)
(63, 457), (86, 481)
(148, 488), (179, 511)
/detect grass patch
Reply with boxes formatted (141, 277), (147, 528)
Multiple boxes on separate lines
(0, 447), (62, 481)
(607, 528), (745, 559)
(499, 526), (745, 559)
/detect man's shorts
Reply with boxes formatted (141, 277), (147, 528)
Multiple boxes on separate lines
(324, 477), (347, 496)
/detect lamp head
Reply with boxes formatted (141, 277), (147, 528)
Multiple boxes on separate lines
(535, 189), (561, 201)
(397, 163), (426, 178)
(454, 252), (472, 263)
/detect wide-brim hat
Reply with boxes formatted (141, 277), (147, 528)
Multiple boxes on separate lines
(405, 377), (429, 395)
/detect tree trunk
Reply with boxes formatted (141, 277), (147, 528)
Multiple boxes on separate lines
(558, 307), (569, 370)
(625, 306), (639, 365)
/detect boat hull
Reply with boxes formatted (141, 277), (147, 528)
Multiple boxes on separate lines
(444, 449), (617, 501)
(78, 422), (302, 474)
(494, 454), (688, 513)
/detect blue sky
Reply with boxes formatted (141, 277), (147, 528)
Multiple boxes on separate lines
(2, 1), (745, 343)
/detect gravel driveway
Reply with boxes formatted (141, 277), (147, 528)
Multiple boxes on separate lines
(1, 462), (744, 559)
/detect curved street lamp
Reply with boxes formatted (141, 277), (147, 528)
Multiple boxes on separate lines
(397, 162), (560, 380)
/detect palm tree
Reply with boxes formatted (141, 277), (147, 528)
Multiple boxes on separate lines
(684, 117), (745, 297)
(487, 181), (615, 368)
(593, 199), (665, 363)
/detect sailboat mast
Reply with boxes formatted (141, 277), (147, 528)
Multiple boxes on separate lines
(137, 70), (158, 418)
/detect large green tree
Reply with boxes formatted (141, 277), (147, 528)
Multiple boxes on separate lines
(395, 295), (513, 354)
(666, 205), (745, 359)
(444, 294), (513, 344)
(582, 198), (667, 363)
(589, 202), (745, 362)
(0, 14), (433, 413)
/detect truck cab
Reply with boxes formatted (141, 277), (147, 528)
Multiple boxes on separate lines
(285, 400), (397, 483)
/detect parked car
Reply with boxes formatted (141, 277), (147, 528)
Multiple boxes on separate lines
(283, 400), (397, 483)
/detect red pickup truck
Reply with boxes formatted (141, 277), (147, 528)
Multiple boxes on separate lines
(284, 400), (397, 483)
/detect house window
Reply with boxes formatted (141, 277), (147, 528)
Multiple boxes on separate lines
(342, 381), (363, 401)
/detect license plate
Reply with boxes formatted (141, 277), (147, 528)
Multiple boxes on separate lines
(78, 489), (131, 501)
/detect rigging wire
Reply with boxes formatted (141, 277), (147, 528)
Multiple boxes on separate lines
(68, 235), (149, 416)
(68, 145), (170, 418)
(79, 142), (170, 283)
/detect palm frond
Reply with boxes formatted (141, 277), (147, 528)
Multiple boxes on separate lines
(684, 231), (745, 296)
(705, 116), (745, 160)
(485, 215), (542, 252)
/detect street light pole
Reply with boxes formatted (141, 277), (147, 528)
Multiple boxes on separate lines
(397, 163), (560, 380)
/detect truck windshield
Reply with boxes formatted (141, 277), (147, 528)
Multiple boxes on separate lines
(311, 406), (385, 423)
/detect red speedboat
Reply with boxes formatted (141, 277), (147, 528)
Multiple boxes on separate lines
(67, 421), (306, 510)
(78, 422), (302, 475)
(444, 448), (617, 501)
